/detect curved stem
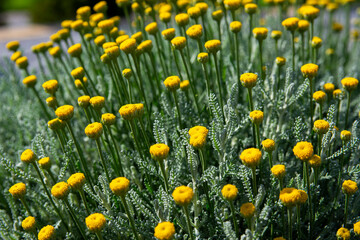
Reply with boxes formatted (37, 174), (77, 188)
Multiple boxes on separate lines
(31, 87), (51, 119)
(229, 201), (239, 238)
(20, 198), (33, 216)
(107, 126), (125, 176)
(305, 162), (313, 237)
(213, 53), (225, 121)
(172, 91), (182, 129)
(287, 207), (293, 240)
(345, 92), (351, 129)
(120, 195), (140, 240)
(79, 189), (91, 215)
(251, 167), (257, 196)
(158, 160), (169, 192)
(183, 206), (194, 240)
(63, 198), (87, 239)
(95, 138), (111, 182)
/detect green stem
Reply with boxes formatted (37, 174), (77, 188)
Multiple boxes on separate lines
(198, 148), (206, 174)
(336, 100), (341, 128)
(255, 123), (261, 149)
(20, 198), (33, 216)
(158, 160), (169, 192)
(95, 232), (104, 240)
(183, 206), (194, 240)
(309, 77), (314, 131)
(305, 162), (313, 237)
(229, 201), (239, 237)
(120, 195), (140, 240)
(287, 207), (293, 240)
(79, 189), (91, 215)
(129, 120), (145, 162)
(172, 91), (183, 129)
(31, 87), (51, 119)
(95, 138), (111, 182)
(345, 91), (351, 129)
(201, 63), (211, 98)
(248, 88), (254, 111)
(268, 152), (273, 169)
(301, 33), (305, 65)
(234, 33), (240, 81)
(291, 31), (295, 71)
(248, 15), (253, 63)
(318, 133), (322, 155)
(154, 34), (168, 76)
(296, 205), (301, 239)
(319, 102), (323, 120)
(63, 198), (87, 239)
(259, 40), (264, 80)
(107, 126), (125, 176)
(251, 167), (257, 196)
(213, 53), (225, 121)
(344, 194), (349, 226)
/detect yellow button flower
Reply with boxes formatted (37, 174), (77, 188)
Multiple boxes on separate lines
(262, 139), (275, 152)
(313, 120), (329, 134)
(78, 95), (90, 108)
(298, 190), (308, 204)
(164, 76), (181, 91)
(336, 227), (350, 240)
(299, 5), (320, 20)
(187, 6), (201, 19)
(22, 216), (36, 232)
(101, 113), (116, 126)
(333, 89), (343, 99)
(298, 20), (310, 32)
(51, 182), (70, 199)
(42, 80), (59, 95)
(6, 40), (20, 51)
(230, 21), (242, 33)
(186, 24), (203, 39)
(204, 40), (221, 53)
(67, 173), (86, 191)
(245, 3), (258, 14)
(250, 110), (264, 125)
(301, 63), (318, 79)
(22, 75), (37, 88)
(119, 104), (137, 121)
(85, 122), (103, 139)
(239, 148), (262, 168)
(180, 80), (190, 91)
(90, 96), (105, 110)
(175, 13), (189, 27)
(253, 27), (268, 40)
(282, 17), (299, 32)
(11, 51), (22, 62)
(150, 143), (170, 161)
(189, 126), (209, 137)
(71, 67), (85, 79)
(323, 83), (335, 94)
(98, 19), (114, 33)
(240, 73), (258, 88)
(171, 37), (186, 50)
(341, 77), (359, 92)
(172, 185), (194, 206)
(68, 43), (82, 57)
(271, 30), (282, 40)
(276, 57), (286, 66)
(212, 10), (224, 22)
(342, 180), (358, 195)
(9, 182), (26, 199)
(86, 213), (106, 232)
(240, 202), (256, 218)
(94, 1), (107, 13)
(354, 221), (360, 235)
(221, 184), (238, 201)
(293, 141), (313, 161)
(21, 149), (37, 164)
(145, 22), (158, 35)
(162, 28), (176, 41)
(271, 165), (286, 179)
(38, 157), (51, 170)
(120, 38), (137, 54)
(110, 177), (130, 196)
(224, 0), (241, 11)
(116, 35), (129, 46)
(16, 56), (29, 69)
(131, 32), (143, 44)
(160, 12), (171, 23)
(313, 90), (326, 104)
(189, 134), (207, 149)
(279, 188), (301, 207)
(48, 118), (65, 131)
(55, 105), (74, 121)
(311, 36), (322, 48)
(340, 130), (351, 142)
(38, 225), (55, 240)
(197, 52), (209, 64)
(154, 222), (175, 240)
(308, 154), (321, 168)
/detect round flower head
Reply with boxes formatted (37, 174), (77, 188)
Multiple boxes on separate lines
(49, 46), (61, 58)
(94, 1), (107, 13)
(197, 52), (209, 64)
(253, 27), (268, 41)
(145, 22), (158, 35)
(9, 183), (26, 199)
(340, 130), (351, 142)
(85, 122), (103, 139)
(341, 77), (359, 92)
(150, 143), (170, 161)
(276, 57), (286, 66)
(186, 25), (203, 39)
(38, 157), (51, 170)
(6, 41), (20, 51)
(212, 10), (224, 22)
(164, 76), (181, 91)
(230, 21), (242, 33)
(271, 165), (286, 179)
(48, 118), (65, 131)
(271, 30), (282, 40)
(78, 95), (90, 108)
(58, 28), (70, 40)
(308, 154), (321, 168)
(131, 32), (143, 44)
(120, 38), (137, 54)
(160, 12), (171, 23)
(23, 75), (37, 88)
(98, 20), (114, 33)
(154, 222), (175, 240)
(116, 0), (130, 7)
(180, 80), (190, 91)
(354, 221), (360, 235)
(293, 141), (313, 161)
(45, 96), (57, 109)
(279, 188), (301, 207)
(250, 110), (264, 125)
(313, 120), (329, 134)
(333, 89), (343, 100)
(239, 148), (262, 168)
(90, 96), (105, 110)
(282, 17), (299, 32)
(21, 149), (37, 164)
(11, 51), (22, 62)
(116, 35), (129, 45)
(101, 113), (116, 126)
(38, 225), (55, 240)
(51, 182), (70, 200)
(311, 36), (322, 48)
(240, 73), (258, 88)
(122, 68), (132, 79)
(16, 56), (29, 69)
(262, 139), (275, 152)
(171, 37), (186, 50)
(297, 190), (308, 204)
(134, 103), (144, 118)
(240, 202), (256, 218)
(301, 63), (318, 79)
(77, 6), (91, 20)
(189, 134), (207, 149)
(336, 227), (350, 240)
(42, 80), (58, 95)
(119, 104), (137, 121)
(67, 43), (82, 57)
(22, 216), (36, 232)
(86, 213), (106, 232)
(55, 105), (74, 121)
(172, 185), (194, 206)
(312, 91), (326, 105)
(162, 28), (176, 41)
(94, 35), (106, 47)
(175, 13), (189, 27)
(195, 2), (208, 14)
(342, 180), (358, 195)
(245, 3), (258, 14)
(323, 83), (335, 94)
(299, 5), (320, 21)
(221, 184), (238, 201)
(137, 40), (153, 54)
(110, 177), (130, 196)
(67, 173), (86, 190)
(187, 6), (201, 19)
(105, 46), (120, 59)
(205, 40), (221, 53)
(224, 0), (241, 11)
(189, 126), (209, 137)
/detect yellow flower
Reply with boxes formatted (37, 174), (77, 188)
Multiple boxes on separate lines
(164, 76), (181, 91)
(313, 120), (329, 134)
(250, 110), (264, 125)
(78, 95), (90, 108)
(297, 190), (308, 204)
(195, 2), (208, 14)
(240, 73), (258, 88)
(51, 182), (70, 199)
(145, 22), (158, 35)
(132, 32), (143, 45)
(271, 30), (282, 40)
(105, 46), (120, 59)
(116, 0), (130, 7)
(298, 5), (320, 20)
(22, 216), (36, 232)
(311, 36), (322, 48)
(38, 157), (51, 170)
(171, 37), (186, 50)
(123, 68), (132, 79)
(253, 27), (268, 41)
(98, 19), (114, 33)
(110, 177), (130, 196)
(23, 75), (37, 88)
(101, 113), (116, 126)
(341, 77), (359, 92)
(42, 80), (58, 95)
(175, 13), (189, 27)
(68, 43), (82, 57)
(332, 22), (343, 32)
(308, 154), (321, 168)
(333, 89), (343, 99)
(336, 227), (350, 240)
(342, 180), (358, 195)
(162, 28), (176, 41)
(48, 118), (65, 131)
(58, 28), (70, 40)
(354, 221), (360, 235)
(9, 183), (26, 199)
(240, 202), (256, 218)
(116, 35), (130, 46)
(71, 67), (85, 79)
(323, 83), (335, 94)
(85, 122), (103, 139)
(197, 52), (209, 64)
(276, 57), (286, 66)
(186, 24), (203, 39)
(150, 143), (170, 161)
(11, 51), (22, 62)
(340, 130), (351, 142)
(326, 2), (338, 11)
(293, 141), (314, 161)
(154, 222), (175, 240)
(245, 3), (258, 14)
(205, 39), (221, 53)
(187, 6), (201, 19)
(230, 21), (242, 33)
(300, 63), (318, 79)
(94, 1), (107, 13)
(67, 173), (86, 191)
(6, 40), (20, 51)
(86, 213), (106, 232)
(21, 149), (37, 164)
(90, 96), (105, 110)
(180, 80), (190, 91)
(49, 46), (61, 58)
(298, 20), (310, 32)
(212, 10), (224, 22)
(224, 0), (241, 11)
(172, 185), (194, 206)
(119, 104), (137, 121)
(120, 38), (137, 54)
(16, 56), (29, 69)
(134, 103), (144, 118)
(189, 126), (209, 137)
(177, 0), (190, 9)
(38, 225), (55, 240)
(189, 134), (207, 149)
(160, 12), (171, 23)
(239, 148), (262, 168)
(279, 188), (301, 207)
(94, 35), (106, 47)
(221, 184), (238, 201)
(271, 165), (286, 179)
(273, 238), (286, 240)
(282, 17), (299, 32)
(77, 6), (91, 20)
(262, 139), (275, 152)
(55, 105), (74, 121)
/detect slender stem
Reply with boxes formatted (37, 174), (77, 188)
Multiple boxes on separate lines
(154, 34), (168, 76)
(229, 201), (239, 237)
(275, 39), (279, 58)
(120, 196), (140, 240)
(344, 194), (349, 226)
(248, 15), (253, 63)
(198, 148), (206, 174)
(172, 91), (182, 129)
(301, 33), (305, 65)
(31, 87), (51, 119)
(201, 63), (211, 97)
(259, 40), (264, 80)
(158, 160), (169, 192)
(291, 31), (295, 71)
(234, 33), (240, 81)
(95, 138), (111, 182)
(47, 169), (57, 184)
(333, 156), (344, 209)
(345, 92), (351, 129)
(305, 162), (313, 237)
(20, 198), (33, 216)
(287, 207), (293, 240)
(268, 152), (273, 169)
(213, 53), (225, 121)
(95, 232), (104, 240)
(309, 77), (314, 131)
(138, 118), (150, 151)
(251, 167), (257, 196)
(318, 133), (323, 155)
(63, 198), (87, 239)
(336, 100), (341, 128)
(248, 88), (254, 111)
(255, 124), (261, 149)
(129, 120), (145, 162)
(296, 205), (301, 239)
(107, 126), (125, 176)
(183, 206), (195, 240)
(319, 103), (323, 120)
(79, 189), (91, 215)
